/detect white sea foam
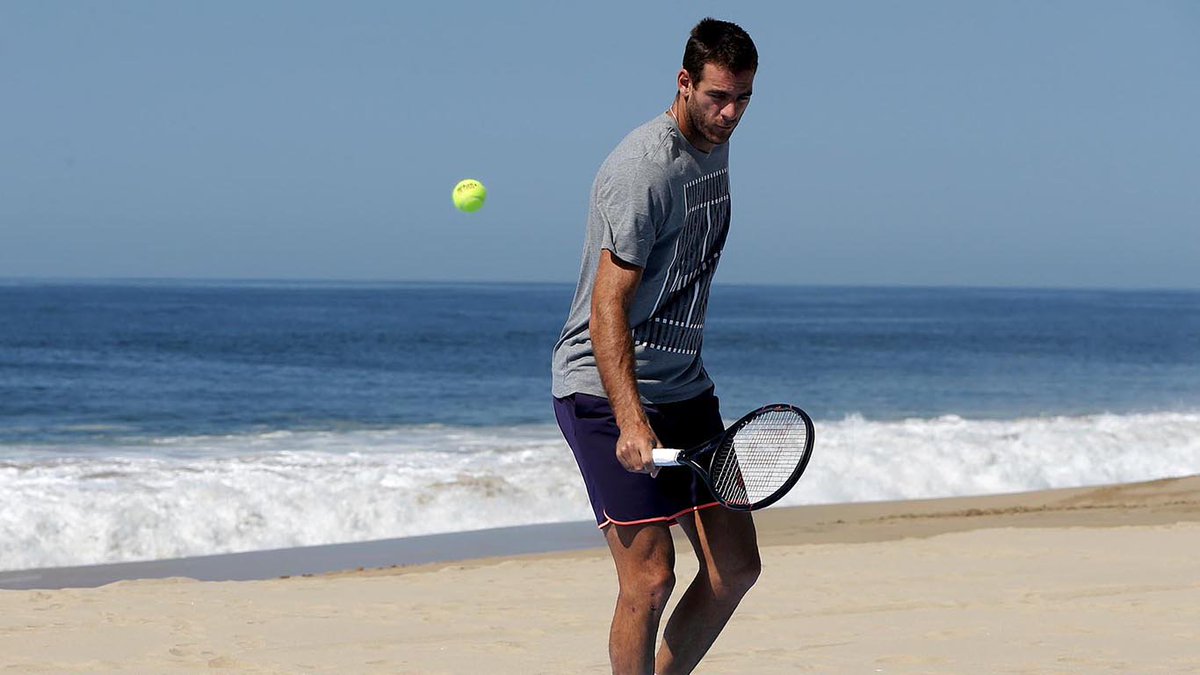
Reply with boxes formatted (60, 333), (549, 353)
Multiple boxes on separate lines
(2, 410), (1199, 571)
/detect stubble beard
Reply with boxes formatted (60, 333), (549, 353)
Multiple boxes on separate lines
(685, 95), (735, 148)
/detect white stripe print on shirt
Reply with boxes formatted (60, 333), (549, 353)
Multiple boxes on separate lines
(634, 168), (730, 356)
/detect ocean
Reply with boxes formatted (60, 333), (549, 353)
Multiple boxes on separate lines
(2, 280), (1198, 572)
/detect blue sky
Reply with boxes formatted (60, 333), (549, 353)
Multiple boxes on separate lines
(2, 1), (1198, 288)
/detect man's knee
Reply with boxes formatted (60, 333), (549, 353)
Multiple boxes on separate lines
(711, 549), (761, 600)
(619, 563), (677, 611)
(619, 559), (676, 595)
(607, 523), (677, 606)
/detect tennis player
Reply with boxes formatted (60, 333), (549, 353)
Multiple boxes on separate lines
(551, 18), (760, 675)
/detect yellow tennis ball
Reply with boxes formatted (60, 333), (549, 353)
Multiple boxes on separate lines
(452, 179), (487, 213)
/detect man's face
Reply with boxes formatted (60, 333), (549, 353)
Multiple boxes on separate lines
(680, 62), (755, 150)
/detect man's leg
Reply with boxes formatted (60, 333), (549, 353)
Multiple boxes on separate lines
(605, 521), (677, 675)
(655, 507), (761, 675)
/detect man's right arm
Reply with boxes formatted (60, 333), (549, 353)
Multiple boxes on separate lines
(590, 249), (659, 474)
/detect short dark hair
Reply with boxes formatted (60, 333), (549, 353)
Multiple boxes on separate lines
(683, 18), (758, 84)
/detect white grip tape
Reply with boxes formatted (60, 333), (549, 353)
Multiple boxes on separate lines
(651, 448), (682, 467)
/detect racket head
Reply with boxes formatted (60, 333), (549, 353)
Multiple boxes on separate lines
(682, 403), (814, 511)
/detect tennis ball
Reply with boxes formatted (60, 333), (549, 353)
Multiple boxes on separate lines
(452, 179), (487, 213)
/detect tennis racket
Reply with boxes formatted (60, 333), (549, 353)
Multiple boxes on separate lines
(651, 403), (814, 511)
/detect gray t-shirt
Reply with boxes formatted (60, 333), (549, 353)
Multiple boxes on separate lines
(551, 112), (732, 403)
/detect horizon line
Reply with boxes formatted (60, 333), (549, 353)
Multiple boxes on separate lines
(1, 275), (1197, 294)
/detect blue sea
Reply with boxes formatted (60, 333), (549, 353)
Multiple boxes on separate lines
(2, 280), (1198, 572)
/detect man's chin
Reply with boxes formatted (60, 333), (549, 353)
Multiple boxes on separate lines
(705, 122), (738, 143)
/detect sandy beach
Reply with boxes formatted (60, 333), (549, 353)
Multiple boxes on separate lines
(2, 475), (1198, 673)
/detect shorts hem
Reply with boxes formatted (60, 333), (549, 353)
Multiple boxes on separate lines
(597, 501), (722, 529)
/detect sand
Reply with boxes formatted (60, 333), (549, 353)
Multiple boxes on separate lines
(2, 476), (1199, 673)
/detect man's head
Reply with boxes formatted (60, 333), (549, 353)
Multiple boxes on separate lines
(675, 18), (758, 151)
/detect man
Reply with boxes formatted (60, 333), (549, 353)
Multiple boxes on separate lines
(551, 18), (759, 675)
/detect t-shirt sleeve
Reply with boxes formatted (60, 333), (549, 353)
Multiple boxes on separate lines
(594, 159), (670, 268)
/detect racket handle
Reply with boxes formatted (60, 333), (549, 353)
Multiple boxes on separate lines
(651, 448), (682, 467)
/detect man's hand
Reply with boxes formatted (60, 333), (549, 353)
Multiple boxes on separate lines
(615, 420), (661, 474)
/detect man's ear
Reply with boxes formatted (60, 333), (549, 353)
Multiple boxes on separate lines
(676, 68), (692, 99)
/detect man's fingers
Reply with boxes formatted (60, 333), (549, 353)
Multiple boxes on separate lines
(616, 430), (661, 474)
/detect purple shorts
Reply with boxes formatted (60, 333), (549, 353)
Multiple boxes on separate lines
(553, 388), (724, 528)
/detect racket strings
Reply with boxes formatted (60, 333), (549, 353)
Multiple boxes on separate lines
(710, 409), (810, 507)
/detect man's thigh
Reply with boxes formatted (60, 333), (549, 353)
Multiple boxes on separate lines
(605, 521), (677, 584)
(676, 506), (760, 574)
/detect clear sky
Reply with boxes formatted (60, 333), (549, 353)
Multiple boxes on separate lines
(2, 1), (1198, 289)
